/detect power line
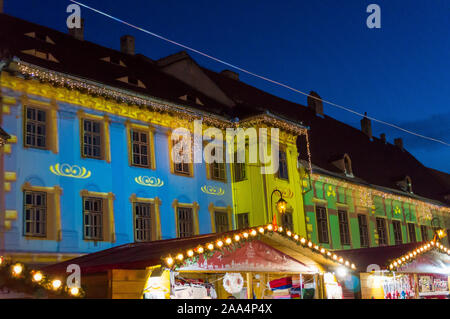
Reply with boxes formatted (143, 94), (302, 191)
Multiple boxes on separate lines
(69, 0), (450, 147)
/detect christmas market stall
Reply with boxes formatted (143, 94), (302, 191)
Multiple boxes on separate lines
(35, 224), (357, 299)
(336, 237), (450, 299)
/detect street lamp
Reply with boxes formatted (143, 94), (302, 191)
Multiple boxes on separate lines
(270, 189), (287, 225)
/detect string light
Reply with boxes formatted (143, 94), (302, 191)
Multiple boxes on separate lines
(161, 224), (356, 271)
(0, 256), (83, 297)
(70, 287), (80, 296)
(388, 240), (450, 271)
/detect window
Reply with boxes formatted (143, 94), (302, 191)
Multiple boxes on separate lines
(214, 211), (230, 233)
(177, 207), (194, 238)
(207, 146), (226, 181)
(405, 176), (413, 193)
(358, 214), (369, 247)
(237, 213), (249, 229)
(407, 223), (416, 243)
(392, 220), (403, 245)
(281, 211), (294, 231)
(24, 106), (47, 148)
(131, 129), (151, 168)
(316, 206), (329, 244)
(134, 202), (154, 242)
(343, 155), (353, 176)
(82, 119), (102, 159)
(376, 218), (388, 246)
(420, 225), (428, 241)
(338, 210), (351, 246)
(277, 150), (289, 180)
(171, 136), (191, 176)
(233, 152), (246, 182)
(23, 191), (46, 237)
(83, 197), (103, 240)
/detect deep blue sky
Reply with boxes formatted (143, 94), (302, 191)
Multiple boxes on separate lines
(6, 0), (450, 172)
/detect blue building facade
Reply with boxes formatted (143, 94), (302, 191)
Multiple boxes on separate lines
(1, 75), (234, 260)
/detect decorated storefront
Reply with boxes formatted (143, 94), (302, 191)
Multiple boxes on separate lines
(338, 238), (450, 299)
(22, 224), (357, 299)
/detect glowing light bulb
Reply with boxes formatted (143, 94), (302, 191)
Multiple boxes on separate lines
(243, 232), (249, 238)
(166, 257), (174, 266)
(207, 243), (214, 250)
(187, 250), (194, 257)
(70, 287), (80, 296)
(225, 238), (232, 245)
(267, 224), (273, 231)
(176, 253), (184, 261)
(33, 272), (43, 282)
(52, 279), (62, 290)
(12, 264), (23, 276)
(217, 241), (224, 248)
(234, 235), (240, 242)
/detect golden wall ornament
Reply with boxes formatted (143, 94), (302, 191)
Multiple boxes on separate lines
(49, 163), (91, 179)
(201, 185), (225, 196)
(135, 176), (164, 187)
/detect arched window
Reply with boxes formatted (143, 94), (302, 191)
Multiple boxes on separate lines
(343, 154), (353, 176)
(405, 176), (413, 193)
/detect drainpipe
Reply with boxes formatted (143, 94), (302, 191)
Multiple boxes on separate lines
(0, 58), (11, 255)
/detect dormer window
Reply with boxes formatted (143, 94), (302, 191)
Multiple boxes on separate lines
(24, 32), (55, 45)
(116, 76), (146, 88)
(21, 49), (59, 63)
(331, 153), (353, 177)
(178, 94), (204, 106)
(396, 176), (413, 193)
(100, 56), (127, 67)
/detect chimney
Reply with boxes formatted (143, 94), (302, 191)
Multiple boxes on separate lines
(69, 18), (84, 41)
(380, 133), (386, 144)
(220, 70), (239, 81)
(360, 112), (372, 139)
(121, 35), (135, 55)
(307, 91), (323, 116)
(0, 0), (3, 13)
(394, 138), (404, 150)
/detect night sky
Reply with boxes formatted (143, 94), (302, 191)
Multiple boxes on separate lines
(5, 0), (450, 172)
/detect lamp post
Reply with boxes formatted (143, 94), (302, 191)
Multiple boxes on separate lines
(270, 189), (287, 226)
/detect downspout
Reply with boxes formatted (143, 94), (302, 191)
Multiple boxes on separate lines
(0, 58), (11, 256)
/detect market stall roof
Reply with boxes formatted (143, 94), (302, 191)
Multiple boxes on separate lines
(42, 225), (354, 275)
(336, 240), (450, 274)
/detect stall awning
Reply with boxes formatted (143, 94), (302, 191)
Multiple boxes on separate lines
(43, 225), (354, 275)
(336, 241), (450, 274)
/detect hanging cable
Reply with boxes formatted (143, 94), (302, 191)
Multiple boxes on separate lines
(69, 0), (450, 147)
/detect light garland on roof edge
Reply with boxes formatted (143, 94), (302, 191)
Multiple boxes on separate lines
(310, 174), (450, 215)
(0, 256), (83, 298)
(388, 239), (450, 272)
(162, 223), (356, 272)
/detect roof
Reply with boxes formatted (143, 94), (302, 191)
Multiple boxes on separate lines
(336, 241), (450, 273)
(201, 61), (450, 206)
(0, 13), (228, 117)
(42, 225), (352, 275)
(0, 13), (448, 206)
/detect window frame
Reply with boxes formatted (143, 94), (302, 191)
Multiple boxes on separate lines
(82, 196), (104, 241)
(173, 200), (199, 238)
(21, 182), (62, 241)
(392, 220), (403, 245)
(376, 217), (388, 246)
(338, 210), (351, 246)
(23, 190), (47, 237)
(168, 132), (194, 177)
(130, 194), (162, 242)
(407, 223), (417, 243)
(22, 98), (59, 154)
(315, 205), (329, 244)
(126, 121), (156, 169)
(237, 213), (250, 229)
(80, 190), (115, 242)
(357, 214), (370, 248)
(420, 225), (428, 242)
(78, 110), (111, 162)
(281, 210), (294, 231)
(277, 148), (289, 181)
(209, 203), (232, 233)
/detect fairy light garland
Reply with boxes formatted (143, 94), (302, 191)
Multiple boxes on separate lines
(388, 240), (450, 272)
(13, 61), (310, 137)
(161, 224), (356, 271)
(0, 256), (84, 298)
(309, 173), (450, 216)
